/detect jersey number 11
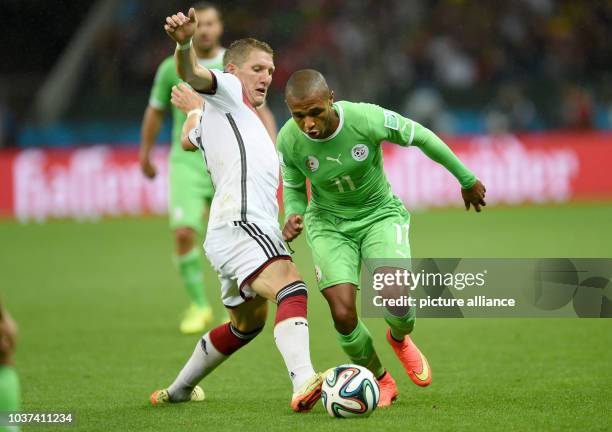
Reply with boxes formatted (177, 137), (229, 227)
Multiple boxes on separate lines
(333, 175), (356, 192)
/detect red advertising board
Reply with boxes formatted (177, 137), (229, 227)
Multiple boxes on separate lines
(0, 146), (169, 221)
(0, 132), (611, 221)
(384, 131), (612, 209)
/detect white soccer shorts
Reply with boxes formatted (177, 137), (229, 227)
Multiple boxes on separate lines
(204, 221), (291, 308)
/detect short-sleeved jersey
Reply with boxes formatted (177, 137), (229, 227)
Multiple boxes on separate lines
(148, 51), (225, 160)
(277, 101), (416, 219)
(188, 70), (280, 227)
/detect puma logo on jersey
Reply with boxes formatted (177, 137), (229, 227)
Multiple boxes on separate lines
(326, 154), (342, 165)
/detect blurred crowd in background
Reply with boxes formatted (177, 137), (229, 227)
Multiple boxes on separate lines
(2, 0), (612, 147)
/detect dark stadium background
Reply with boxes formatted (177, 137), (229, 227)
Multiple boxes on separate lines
(0, 1), (610, 431)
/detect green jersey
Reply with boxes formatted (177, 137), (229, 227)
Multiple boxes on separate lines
(148, 51), (225, 161)
(277, 101), (477, 220)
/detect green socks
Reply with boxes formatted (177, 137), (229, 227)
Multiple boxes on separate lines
(336, 320), (385, 378)
(175, 248), (209, 309)
(385, 308), (416, 341)
(0, 366), (20, 411)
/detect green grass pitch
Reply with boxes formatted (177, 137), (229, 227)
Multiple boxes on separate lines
(1, 203), (611, 431)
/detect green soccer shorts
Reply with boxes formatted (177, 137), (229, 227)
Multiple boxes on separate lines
(168, 155), (214, 234)
(304, 196), (411, 290)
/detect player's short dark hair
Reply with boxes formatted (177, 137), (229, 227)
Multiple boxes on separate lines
(285, 69), (330, 100)
(191, 2), (222, 20)
(223, 38), (273, 67)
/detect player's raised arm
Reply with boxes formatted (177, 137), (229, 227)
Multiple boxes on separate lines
(164, 8), (214, 92)
(170, 84), (204, 152)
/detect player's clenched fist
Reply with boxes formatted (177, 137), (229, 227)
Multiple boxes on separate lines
(164, 8), (197, 44)
(461, 179), (487, 212)
(283, 214), (304, 241)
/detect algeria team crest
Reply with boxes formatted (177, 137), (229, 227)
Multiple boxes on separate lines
(351, 144), (369, 162)
(305, 155), (319, 172)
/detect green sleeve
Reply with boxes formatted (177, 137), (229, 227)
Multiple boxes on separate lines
(148, 57), (174, 110)
(277, 133), (308, 222)
(363, 103), (477, 189)
(409, 122), (477, 189)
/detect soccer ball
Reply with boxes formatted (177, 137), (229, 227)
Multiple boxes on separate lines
(321, 364), (380, 418)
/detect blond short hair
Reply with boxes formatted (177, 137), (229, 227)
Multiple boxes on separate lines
(223, 38), (273, 67)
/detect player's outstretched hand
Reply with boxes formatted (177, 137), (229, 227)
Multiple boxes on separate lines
(171, 84), (204, 114)
(462, 180), (486, 212)
(140, 153), (157, 179)
(283, 214), (304, 241)
(164, 8), (197, 44)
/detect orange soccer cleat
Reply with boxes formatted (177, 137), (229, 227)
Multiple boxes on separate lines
(290, 372), (326, 413)
(377, 371), (399, 407)
(386, 329), (432, 387)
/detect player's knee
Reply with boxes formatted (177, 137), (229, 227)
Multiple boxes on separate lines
(331, 304), (358, 334)
(278, 261), (303, 288)
(230, 302), (268, 333)
(253, 260), (304, 301)
(175, 227), (196, 253)
(233, 319), (265, 335)
(249, 304), (268, 329)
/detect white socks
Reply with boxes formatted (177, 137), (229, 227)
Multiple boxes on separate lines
(273, 317), (316, 392)
(167, 332), (226, 401)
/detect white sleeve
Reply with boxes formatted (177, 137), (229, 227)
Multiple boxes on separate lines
(188, 124), (202, 149)
(197, 69), (243, 112)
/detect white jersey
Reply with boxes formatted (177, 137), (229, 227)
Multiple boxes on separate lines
(189, 70), (280, 227)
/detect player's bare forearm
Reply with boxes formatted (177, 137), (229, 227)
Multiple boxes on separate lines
(140, 106), (163, 152)
(181, 110), (201, 152)
(257, 105), (278, 143)
(139, 106), (164, 178)
(175, 47), (214, 92)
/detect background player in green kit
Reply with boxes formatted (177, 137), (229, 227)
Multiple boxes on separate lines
(277, 70), (486, 406)
(140, 2), (224, 334)
(139, 3), (277, 334)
